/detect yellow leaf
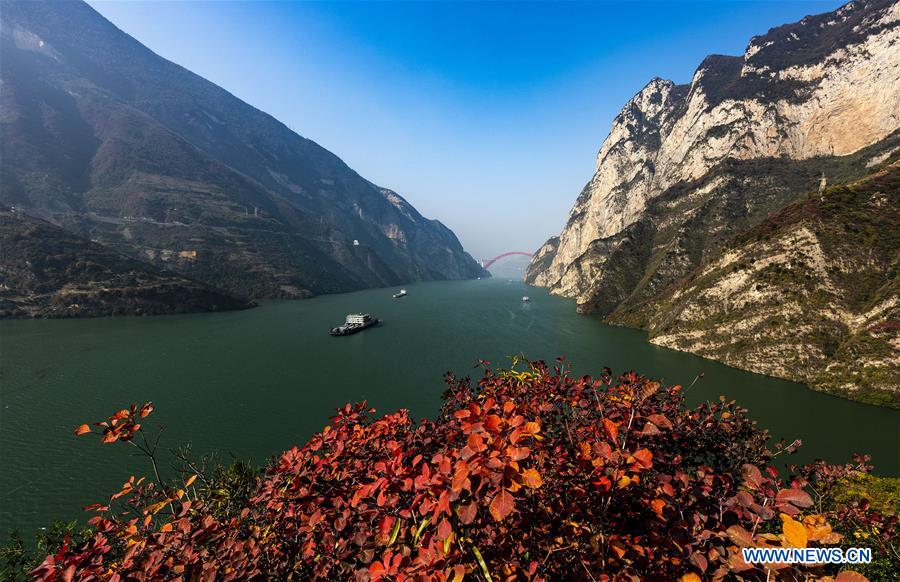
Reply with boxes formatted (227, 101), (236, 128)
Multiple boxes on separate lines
(781, 513), (808, 548)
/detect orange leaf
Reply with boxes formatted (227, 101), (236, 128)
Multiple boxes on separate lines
(602, 418), (618, 444)
(483, 414), (502, 434)
(521, 467), (542, 489)
(631, 448), (653, 470)
(451, 462), (470, 493)
(679, 574), (701, 582)
(522, 421), (541, 435)
(74, 424), (91, 436)
(781, 513), (808, 548)
(489, 489), (514, 522)
(185, 475), (198, 488)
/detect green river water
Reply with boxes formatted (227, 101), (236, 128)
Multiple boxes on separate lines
(1, 278), (898, 539)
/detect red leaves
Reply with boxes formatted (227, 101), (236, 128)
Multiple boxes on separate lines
(82, 402), (153, 444)
(775, 487), (814, 515)
(489, 489), (514, 522)
(44, 360), (889, 582)
(457, 501), (477, 525)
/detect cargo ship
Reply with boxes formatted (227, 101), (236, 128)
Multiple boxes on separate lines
(330, 313), (379, 336)
(393, 289), (407, 298)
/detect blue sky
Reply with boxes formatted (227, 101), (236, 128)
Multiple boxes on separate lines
(88, 0), (841, 259)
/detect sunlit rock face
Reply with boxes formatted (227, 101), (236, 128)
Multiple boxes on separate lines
(526, 0), (900, 310)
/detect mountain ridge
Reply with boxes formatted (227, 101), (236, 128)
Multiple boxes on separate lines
(526, 0), (900, 405)
(0, 0), (486, 308)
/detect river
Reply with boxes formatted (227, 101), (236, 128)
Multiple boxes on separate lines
(1, 278), (897, 539)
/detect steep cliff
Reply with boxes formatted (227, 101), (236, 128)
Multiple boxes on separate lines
(0, 0), (485, 303)
(624, 161), (899, 408)
(527, 0), (900, 315)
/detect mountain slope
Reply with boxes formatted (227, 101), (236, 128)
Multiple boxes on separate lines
(0, 0), (485, 301)
(526, 0), (900, 315)
(0, 208), (251, 318)
(620, 161), (899, 408)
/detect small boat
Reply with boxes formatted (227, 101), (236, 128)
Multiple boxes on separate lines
(393, 289), (407, 298)
(331, 313), (379, 336)
(521, 296), (530, 302)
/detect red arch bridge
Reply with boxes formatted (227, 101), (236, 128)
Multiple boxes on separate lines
(480, 251), (533, 269)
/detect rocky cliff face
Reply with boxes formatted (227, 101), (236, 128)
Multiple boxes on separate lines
(0, 0), (485, 303)
(0, 209), (252, 318)
(527, 0), (900, 314)
(628, 161), (899, 408)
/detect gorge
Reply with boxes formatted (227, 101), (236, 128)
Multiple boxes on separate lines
(526, 0), (900, 407)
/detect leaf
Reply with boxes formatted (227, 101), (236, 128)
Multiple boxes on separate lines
(388, 517), (402, 546)
(601, 418), (618, 444)
(776, 488), (813, 509)
(679, 574), (701, 582)
(631, 448), (653, 470)
(647, 413), (672, 429)
(834, 572), (869, 582)
(506, 446), (530, 461)
(522, 421), (540, 435)
(521, 467), (542, 489)
(489, 489), (514, 522)
(413, 516), (431, 545)
(467, 433), (487, 453)
(740, 464), (764, 489)
(472, 544), (493, 582)
(781, 513), (808, 548)
(484, 414), (502, 434)
(451, 462), (470, 493)
(457, 502), (477, 525)
(74, 424), (91, 436)
(184, 475), (198, 488)
(726, 525), (754, 547)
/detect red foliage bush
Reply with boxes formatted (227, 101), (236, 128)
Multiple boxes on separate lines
(33, 359), (891, 581)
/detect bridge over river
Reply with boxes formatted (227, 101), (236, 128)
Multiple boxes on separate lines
(480, 251), (533, 269)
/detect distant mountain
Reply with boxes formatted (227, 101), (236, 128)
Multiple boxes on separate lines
(526, 0), (899, 405)
(0, 208), (251, 318)
(617, 160), (900, 408)
(0, 0), (485, 306)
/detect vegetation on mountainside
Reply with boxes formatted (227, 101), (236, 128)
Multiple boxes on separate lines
(0, 209), (251, 318)
(1, 0), (486, 301)
(4, 359), (897, 580)
(609, 153), (899, 408)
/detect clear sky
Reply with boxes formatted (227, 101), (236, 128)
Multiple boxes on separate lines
(87, 0), (841, 259)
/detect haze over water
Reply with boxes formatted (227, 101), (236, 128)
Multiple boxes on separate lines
(1, 278), (897, 538)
